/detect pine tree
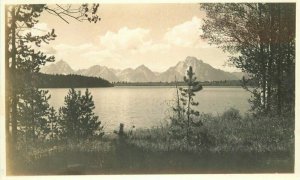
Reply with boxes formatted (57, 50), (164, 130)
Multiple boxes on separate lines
(17, 86), (51, 142)
(6, 4), (101, 145)
(60, 88), (104, 141)
(5, 4), (102, 172)
(47, 107), (60, 141)
(79, 89), (104, 138)
(170, 66), (203, 147)
(60, 88), (82, 140)
(5, 5), (56, 146)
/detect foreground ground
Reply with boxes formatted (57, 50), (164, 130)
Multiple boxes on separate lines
(8, 109), (294, 175)
(10, 139), (293, 175)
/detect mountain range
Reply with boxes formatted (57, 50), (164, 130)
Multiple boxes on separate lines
(40, 56), (244, 82)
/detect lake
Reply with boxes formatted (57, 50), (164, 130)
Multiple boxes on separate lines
(47, 86), (251, 132)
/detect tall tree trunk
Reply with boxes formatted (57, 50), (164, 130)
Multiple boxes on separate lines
(260, 45), (266, 111)
(186, 92), (191, 147)
(175, 76), (181, 122)
(5, 5), (13, 173)
(266, 3), (275, 112)
(11, 6), (18, 145)
(5, 5), (10, 145)
(32, 97), (36, 142)
(276, 4), (282, 115)
(286, 43), (295, 115)
(266, 47), (273, 111)
(258, 3), (266, 111)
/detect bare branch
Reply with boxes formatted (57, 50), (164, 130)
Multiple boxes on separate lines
(55, 4), (69, 13)
(44, 7), (69, 24)
(60, 11), (83, 22)
(55, 4), (82, 14)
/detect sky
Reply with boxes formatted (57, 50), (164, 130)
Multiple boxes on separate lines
(36, 4), (239, 72)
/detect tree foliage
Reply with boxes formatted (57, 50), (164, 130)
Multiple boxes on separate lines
(17, 86), (51, 141)
(47, 107), (61, 141)
(170, 66), (204, 147)
(35, 73), (113, 88)
(200, 3), (295, 116)
(60, 88), (104, 141)
(5, 4), (101, 146)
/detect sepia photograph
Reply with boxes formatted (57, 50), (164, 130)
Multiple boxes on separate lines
(0, 1), (297, 177)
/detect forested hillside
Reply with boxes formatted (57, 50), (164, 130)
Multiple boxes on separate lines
(35, 73), (113, 88)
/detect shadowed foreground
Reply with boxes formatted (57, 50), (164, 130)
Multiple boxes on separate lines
(8, 109), (294, 175)
(10, 138), (294, 175)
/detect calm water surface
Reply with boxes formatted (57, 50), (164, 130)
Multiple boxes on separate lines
(47, 86), (250, 131)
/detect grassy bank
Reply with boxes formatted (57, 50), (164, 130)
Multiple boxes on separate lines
(9, 109), (294, 175)
(128, 109), (294, 153)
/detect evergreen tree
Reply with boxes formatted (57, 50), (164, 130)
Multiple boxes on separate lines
(5, 4), (102, 173)
(5, 5), (56, 146)
(60, 88), (82, 140)
(170, 66), (203, 146)
(17, 86), (51, 142)
(60, 88), (104, 141)
(47, 107), (60, 141)
(5, 3), (101, 147)
(79, 89), (104, 138)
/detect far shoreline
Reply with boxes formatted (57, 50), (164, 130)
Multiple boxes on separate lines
(41, 85), (244, 89)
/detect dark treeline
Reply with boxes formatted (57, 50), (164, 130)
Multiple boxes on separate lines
(35, 73), (113, 88)
(113, 80), (255, 87)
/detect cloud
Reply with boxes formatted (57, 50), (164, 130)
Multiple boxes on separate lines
(164, 17), (209, 48)
(55, 43), (94, 51)
(32, 23), (51, 36)
(138, 41), (170, 53)
(46, 19), (214, 70)
(42, 46), (57, 55)
(99, 27), (171, 55)
(81, 49), (122, 61)
(100, 27), (151, 51)
(46, 43), (98, 68)
(19, 23), (52, 37)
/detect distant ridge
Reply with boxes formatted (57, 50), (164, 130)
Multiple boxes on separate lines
(158, 56), (239, 82)
(35, 73), (113, 88)
(41, 57), (245, 82)
(40, 60), (74, 75)
(76, 65), (119, 82)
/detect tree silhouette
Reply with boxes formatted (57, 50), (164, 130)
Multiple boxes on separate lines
(5, 5), (55, 147)
(170, 66), (203, 147)
(35, 73), (113, 88)
(79, 89), (104, 138)
(47, 107), (60, 141)
(60, 88), (104, 141)
(5, 4), (101, 169)
(200, 3), (295, 116)
(17, 86), (51, 142)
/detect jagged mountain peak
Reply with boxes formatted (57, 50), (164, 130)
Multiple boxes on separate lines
(136, 64), (148, 69)
(41, 56), (242, 83)
(185, 56), (203, 64)
(56, 59), (68, 65)
(41, 59), (74, 75)
(136, 64), (152, 72)
(89, 65), (107, 70)
(159, 56), (239, 82)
